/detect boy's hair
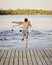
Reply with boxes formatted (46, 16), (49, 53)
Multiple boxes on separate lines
(24, 18), (28, 22)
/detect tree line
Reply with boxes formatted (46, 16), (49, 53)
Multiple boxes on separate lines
(0, 9), (52, 15)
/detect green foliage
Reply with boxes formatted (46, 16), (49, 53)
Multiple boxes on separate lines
(0, 9), (52, 15)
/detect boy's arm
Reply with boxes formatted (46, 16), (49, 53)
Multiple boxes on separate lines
(28, 21), (31, 26)
(12, 21), (23, 25)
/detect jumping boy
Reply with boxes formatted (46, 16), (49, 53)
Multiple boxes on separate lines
(12, 18), (31, 48)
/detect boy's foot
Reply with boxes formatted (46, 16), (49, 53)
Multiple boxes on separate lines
(22, 38), (24, 41)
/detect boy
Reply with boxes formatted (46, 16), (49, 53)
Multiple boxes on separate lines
(12, 18), (31, 48)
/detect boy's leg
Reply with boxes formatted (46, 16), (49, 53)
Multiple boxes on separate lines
(22, 31), (24, 41)
(26, 39), (28, 48)
(26, 31), (28, 48)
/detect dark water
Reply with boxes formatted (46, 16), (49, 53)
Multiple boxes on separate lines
(0, 29), (52, 50)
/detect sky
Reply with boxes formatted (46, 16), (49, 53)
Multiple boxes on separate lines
(0, 0), (52, 10)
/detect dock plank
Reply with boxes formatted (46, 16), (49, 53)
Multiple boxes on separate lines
(37, 50), (47, 65)
(0, 49), (2, 53)
(11, 50), (15, 58)
(27, 57), (32, 65)
(23, 50), (26, 58)
(26, 50), (32, 65)
(43, 50), (52, 65)
(46, 50), (52, 58)
(30, 50), (37, 65)
(26, 50), (31, 58)
(2, 50), (8, 58)
(0, 50), (4, 57)
(15, 50), (18, 58)
(7, 50), (11, 58)
(0, 49), (52, 65)
(23, 58), (27, 65)
(9, 58), (13, 65)
(41, 50), (51, 65)
(14, 58), (18, 65)
(4, 58), (9, 65)
(34, 50), (43, 65)
(19, 50), (22, 58)
(0, 50), (5, 61)
(0, 57), (5, 65)
(19, 58), (23, 65)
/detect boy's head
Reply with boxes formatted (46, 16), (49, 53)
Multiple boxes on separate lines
(24, 18), (28, 22)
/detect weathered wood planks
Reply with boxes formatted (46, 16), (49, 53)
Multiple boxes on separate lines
(0, 49), (52, 65)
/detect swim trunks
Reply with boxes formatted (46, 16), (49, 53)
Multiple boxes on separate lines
(23, 30), (28, 39)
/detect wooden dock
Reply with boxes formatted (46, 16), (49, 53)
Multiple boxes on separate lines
(0, 49), (52, 65)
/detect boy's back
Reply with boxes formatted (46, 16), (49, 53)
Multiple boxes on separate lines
(12, 18), (31, 31)
(23, 21), (30, 31)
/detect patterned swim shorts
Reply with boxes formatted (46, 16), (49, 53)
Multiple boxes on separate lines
(23, 30), (28, 39)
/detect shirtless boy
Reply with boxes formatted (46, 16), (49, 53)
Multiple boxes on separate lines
(12, 18), (31, 48)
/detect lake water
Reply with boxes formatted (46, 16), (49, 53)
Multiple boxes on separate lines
(0, 15), (52, 50)
(0, 15), (52, 30)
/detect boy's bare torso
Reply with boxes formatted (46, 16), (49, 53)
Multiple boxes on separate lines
(23, 21), (29, 30)
(12, 21), (31, 31)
